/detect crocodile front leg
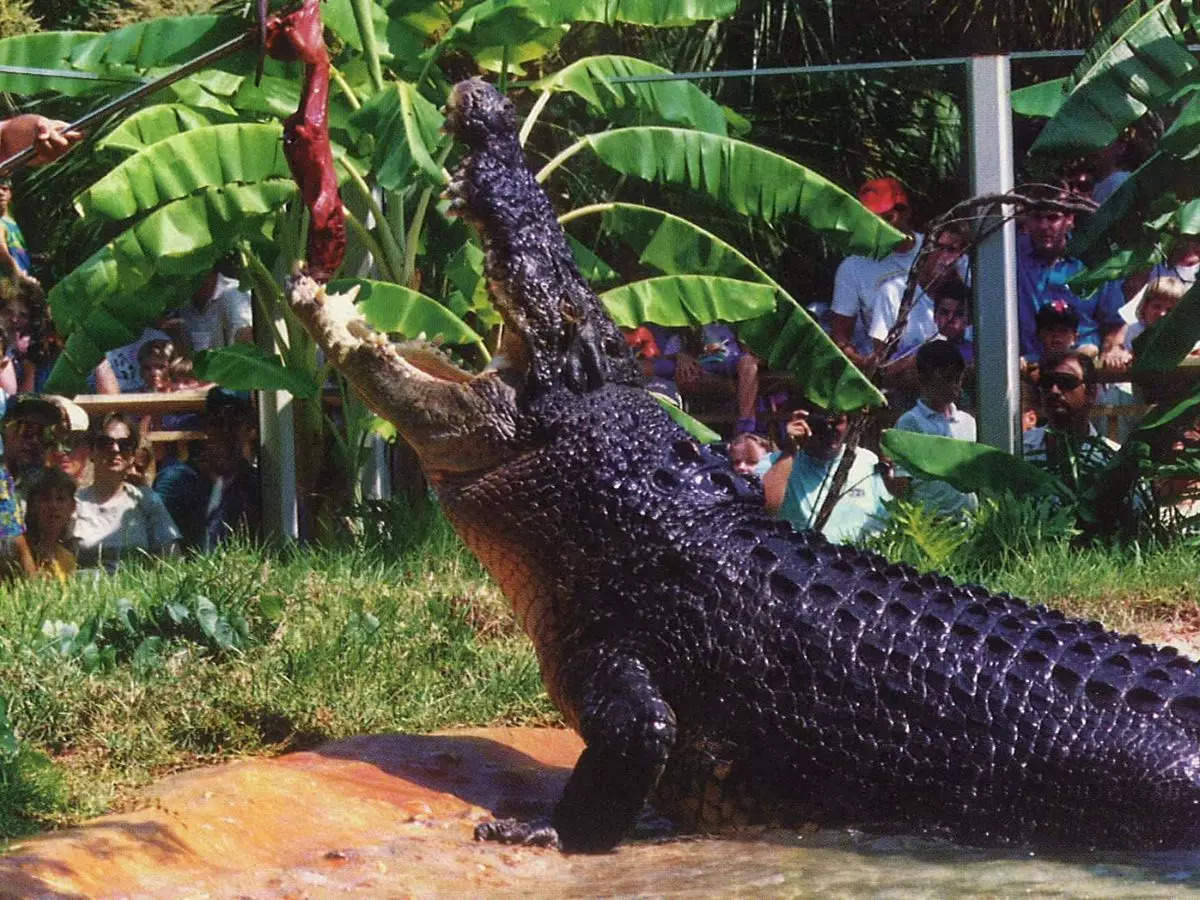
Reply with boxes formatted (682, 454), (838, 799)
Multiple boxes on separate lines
(477, 649), (677, 853)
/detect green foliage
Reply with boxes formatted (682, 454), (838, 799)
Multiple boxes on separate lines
(0, 695), (68, 840)
(1028, 0), (1195, 159)
(15, 0), (900, 420)
(0, 531), (556, 835)
(866, 498), (972, 571)
(881, 430), (1062, 498)
(192, 344), (321, 398)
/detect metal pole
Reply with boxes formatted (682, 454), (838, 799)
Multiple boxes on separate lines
(258, 389), (299, 542)
(968, 55), (1021, 454)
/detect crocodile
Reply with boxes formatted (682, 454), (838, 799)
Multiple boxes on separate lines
(286, 77), (1200, 854)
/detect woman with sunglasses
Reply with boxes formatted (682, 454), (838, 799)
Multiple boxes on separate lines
(73, 412), (180, 571)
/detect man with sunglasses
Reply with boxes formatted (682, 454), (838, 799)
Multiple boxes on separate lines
(2, 393), (88, 486)
(1022, 349), (1117, 466)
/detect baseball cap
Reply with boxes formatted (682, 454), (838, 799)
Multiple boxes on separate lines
(3, 393), (88, 431)
(1035, 298), (1080, 331)
(858, 177), (909, 215)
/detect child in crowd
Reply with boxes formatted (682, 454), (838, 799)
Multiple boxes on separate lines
(931, 282), (974, 366)
(1124, 276), (1189, 350)
(1035, 299), (1079, 359)
(728, 432), (772, 477)
(21, 466), (76, 580)
(1020, 381), (1040, 432)
(138, 339), (176, 393)
(891, 340), (978, 517)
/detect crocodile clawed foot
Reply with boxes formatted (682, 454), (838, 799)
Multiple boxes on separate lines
(474, 817), (561, 850)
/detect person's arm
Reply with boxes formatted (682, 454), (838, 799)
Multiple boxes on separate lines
(93, 358), (120, 394)
(0, 115), (84, 166)
(762, 454), (794, 516)
(0, 228), (27, 283)
(0, 353), (15, 396)
(1098, 323), (1131, 370)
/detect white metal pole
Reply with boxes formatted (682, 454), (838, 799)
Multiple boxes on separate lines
(967, 55), (1021, 454)
(258, 389), (299, 542)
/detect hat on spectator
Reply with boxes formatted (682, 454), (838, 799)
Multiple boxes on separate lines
(4, 394), (60, 425)
(858, 177), (909, 215)
(3, 393), (88, 431)
(1035, 298), (1080, 331)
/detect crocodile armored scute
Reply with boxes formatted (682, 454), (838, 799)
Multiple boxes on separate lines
(287, 76), (1200, 853)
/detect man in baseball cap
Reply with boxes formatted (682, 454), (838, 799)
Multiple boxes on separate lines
(858, 177), (911, 222)
(830, 176), (920, 366)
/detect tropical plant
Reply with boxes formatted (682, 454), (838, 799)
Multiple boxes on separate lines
(0, 0), (911, 522)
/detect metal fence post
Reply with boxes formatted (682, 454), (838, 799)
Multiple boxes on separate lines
(967, 54), (1021, 454)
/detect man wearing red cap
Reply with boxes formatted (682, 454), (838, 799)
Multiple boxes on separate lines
(830, 177), (922, 367)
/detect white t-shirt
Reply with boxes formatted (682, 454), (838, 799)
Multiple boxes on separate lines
(181, 273), (253, 351)
(831, 234), (924, 357)
(74, 481), (181, 570)
(106, 327), (171, 392)
(868, 278), (937, 359)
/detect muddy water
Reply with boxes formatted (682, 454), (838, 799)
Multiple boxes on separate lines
(4, 728), (1200, 897)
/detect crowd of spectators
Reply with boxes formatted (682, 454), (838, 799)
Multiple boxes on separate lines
(621, 153), (1200, 542)
(0, 387), (261, 580)
(0, 110), (1196, 576)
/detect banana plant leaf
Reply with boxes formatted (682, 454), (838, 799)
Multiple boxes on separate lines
(46, 267), (201, 391)
(76, 123), (290, 220)
(563, 127), (905, 258)
(1028, 0), (1195, 159)
(321, 0), (395, 60)
(69, 14), (247, 71)
(349, 81), (448, 190)
(1067, 244), (1162, 293)
(738, 305), (883, 412)
(1131, 278), (1200, 372)
(565, 201), (881, 410)
(1135, 385), (1200, 432)
(473, 28), (570, 75)
(599, 275), (776, 328)
(440, 0), (735, 54)
(161, 75), (239, 115)
(326, 278), (486, 351)
(48, 181), (297, 392)
(1065, 147), (1200, 263)
(97, 104), (239, 153)
(193, 344), (320, 398)
(567, 201), (772, 283)
(1010, 76), (1070, 118)
(0, 31), (119, 97)
(653, 393), (721, 443)
(565, 235), (621, 285)
(527, 56), (727, 135)
(881, 430), (1061, 497)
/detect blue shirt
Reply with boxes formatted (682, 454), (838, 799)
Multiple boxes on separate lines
(1017, 233), (1124, 361)
(777, 447), (891, 543)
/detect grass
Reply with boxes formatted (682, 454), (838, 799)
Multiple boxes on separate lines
(0, 511), (555, 842)
(2, 499), (1199, 843)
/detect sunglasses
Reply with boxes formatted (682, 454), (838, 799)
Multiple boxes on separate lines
(1039, 372), (1085, 393)
(50, 431), (90, 453)
(92, 435), (138, 455)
